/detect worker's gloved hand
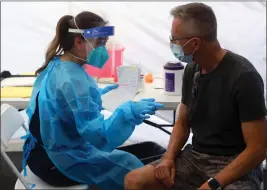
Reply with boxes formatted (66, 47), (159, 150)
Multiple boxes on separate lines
(99, 84), (119, 96)
(131, 98), (164, 120)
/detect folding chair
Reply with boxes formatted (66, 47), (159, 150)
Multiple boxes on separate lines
(0, 104), (88, 189)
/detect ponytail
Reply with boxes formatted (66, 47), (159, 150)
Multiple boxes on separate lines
(35, 15), (73, 75)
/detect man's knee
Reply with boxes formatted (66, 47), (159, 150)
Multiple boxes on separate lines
(124, 165), (156, 190)
(124, 170), (143, 190)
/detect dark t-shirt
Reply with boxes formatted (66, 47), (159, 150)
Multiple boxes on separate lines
(182, 51), (266, 156)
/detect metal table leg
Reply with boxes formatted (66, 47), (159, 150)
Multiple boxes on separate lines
(143, 120), (172, 135)
(143, 110), (176, 135)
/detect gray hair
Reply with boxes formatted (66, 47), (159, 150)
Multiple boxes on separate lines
(170, 3), (217, 41)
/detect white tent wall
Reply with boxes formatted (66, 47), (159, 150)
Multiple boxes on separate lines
(1, 2), (69, 73)
(1, 2), (266, 121)
(2, 2), (266, 77)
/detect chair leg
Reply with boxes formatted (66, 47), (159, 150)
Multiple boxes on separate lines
(1, 151), (30, 189)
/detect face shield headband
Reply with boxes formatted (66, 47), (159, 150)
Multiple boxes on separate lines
(68, 25), (115, 39)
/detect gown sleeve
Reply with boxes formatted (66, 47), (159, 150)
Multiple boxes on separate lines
(61, 77), (142, 152)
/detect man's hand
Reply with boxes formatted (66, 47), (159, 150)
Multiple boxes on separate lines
(153, 103), (189, 188)
(99, 84), (119, 96)
(198, 182), (211, 190)
(154, 159), (175, 188)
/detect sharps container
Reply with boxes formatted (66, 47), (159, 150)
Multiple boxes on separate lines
(163, 61), (184, 96)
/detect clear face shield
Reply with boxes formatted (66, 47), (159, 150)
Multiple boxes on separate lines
(68, 18), (115, 69)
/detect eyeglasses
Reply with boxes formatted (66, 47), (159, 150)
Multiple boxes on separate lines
(169, 35), (195, 43)
(192, 71), (200, 99)
(170, 29), (216, 44)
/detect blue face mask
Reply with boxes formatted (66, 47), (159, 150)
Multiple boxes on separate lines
(170, 43), (193, 63)
(86, 45), (109, 69)
(170, 36), (198, 64)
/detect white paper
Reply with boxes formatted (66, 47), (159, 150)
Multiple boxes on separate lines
(102, 66), (140, 112)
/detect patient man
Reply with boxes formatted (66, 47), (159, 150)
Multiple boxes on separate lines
(124, 3), (267, 190)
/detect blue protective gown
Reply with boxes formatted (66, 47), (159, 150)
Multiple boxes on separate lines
(24, 56), (144, 190)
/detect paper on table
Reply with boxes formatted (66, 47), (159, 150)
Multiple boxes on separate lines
(102, 66), (140, 112)
(1, 87), (33, 98)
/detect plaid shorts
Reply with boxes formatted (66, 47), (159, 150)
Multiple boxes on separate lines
(151, 144), (263, 190)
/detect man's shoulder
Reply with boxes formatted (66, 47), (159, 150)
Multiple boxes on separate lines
(220, 51), (262, 84)
(225, 51), (259, 75)
(223, 51), (264, 94)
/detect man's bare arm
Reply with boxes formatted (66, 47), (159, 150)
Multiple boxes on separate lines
(212, 118), (267, 188)
(163, 103), (190, 160)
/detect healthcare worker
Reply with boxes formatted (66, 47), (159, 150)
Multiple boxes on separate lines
(22, 11), (164, 190)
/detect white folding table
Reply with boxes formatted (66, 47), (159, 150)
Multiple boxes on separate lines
(1, 77), (181, 135)
(1, 76), (36, 111)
